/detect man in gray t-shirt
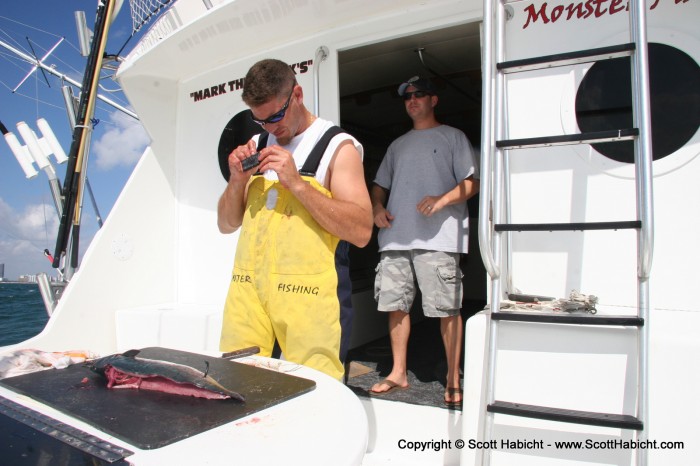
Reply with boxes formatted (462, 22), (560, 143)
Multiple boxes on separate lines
(369, 76), (479, 407)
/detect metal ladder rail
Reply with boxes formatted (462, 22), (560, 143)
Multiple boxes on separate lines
(477, 0), (654, 465)
(477, 2), (505, 465)
(630, 1), (655, 463)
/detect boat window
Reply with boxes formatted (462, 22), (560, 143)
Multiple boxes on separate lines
(218, 110), (264, 181)
(575, 43), (700, 163)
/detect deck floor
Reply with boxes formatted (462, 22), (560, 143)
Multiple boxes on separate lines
(344, 302), (484, 410)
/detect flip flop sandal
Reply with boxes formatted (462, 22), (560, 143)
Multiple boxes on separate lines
(444, 387), (463, 408)
(369, 378), (409, 396)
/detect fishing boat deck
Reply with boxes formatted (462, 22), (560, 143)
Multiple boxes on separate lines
(345, 300), (485, 410)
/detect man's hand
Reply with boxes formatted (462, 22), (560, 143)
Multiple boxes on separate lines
(373, 205), (394, 228)
(257, 144), (304, 191)
(417, 195), (445, 217)
(228, 139), (258, 184)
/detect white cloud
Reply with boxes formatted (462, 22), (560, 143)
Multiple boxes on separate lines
(0, 199), (57, 245)
(0, 198), (59, 278)
(92, 110), (150, 170)
(0, 198), (100, 279)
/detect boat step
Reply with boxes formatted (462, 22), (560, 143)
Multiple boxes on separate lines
(497, 128), (638, 150)
(492, 311), (644, 326)
(495, 220), (641, 232)
(487, 401), (644, 430)
(497, 43), (635, 73)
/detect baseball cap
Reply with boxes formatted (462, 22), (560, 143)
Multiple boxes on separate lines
(397, 76), (436, 96)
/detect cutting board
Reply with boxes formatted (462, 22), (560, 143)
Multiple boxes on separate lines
(0, 347), (315, 449)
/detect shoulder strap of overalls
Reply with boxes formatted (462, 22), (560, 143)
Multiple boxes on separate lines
(257, 132), (270, 151)
(252, 132), (270, 176)
(255, 125), (346, 176)
(299, 125), (346, 177)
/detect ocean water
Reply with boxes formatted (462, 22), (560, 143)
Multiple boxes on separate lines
(0, 283), (49, 347)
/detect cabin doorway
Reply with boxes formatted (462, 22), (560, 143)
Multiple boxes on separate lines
(338, 22), (487, 406)
(339, 21), (486, 314)
(338, 22), (487, 400)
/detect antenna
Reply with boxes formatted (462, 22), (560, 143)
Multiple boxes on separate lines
(12, 38), (64, 93)
(0, 38), (138, 120)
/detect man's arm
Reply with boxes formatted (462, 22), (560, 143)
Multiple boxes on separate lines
(370, 184), (394, 228)
(217, 178), (248, 233)
(416, 176), (480, 217)
(287, 140), (373, 247)
(217, 139), (257, 233)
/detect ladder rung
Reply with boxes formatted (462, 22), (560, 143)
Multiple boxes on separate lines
(488, 401), (643, 430)
(497, 43), (636, 74)
(495, 221), (641, 232)
(492, 311), (644, 326)
(497, 128), (638, 150)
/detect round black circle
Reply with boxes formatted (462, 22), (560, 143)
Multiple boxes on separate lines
(575, 43), (700, 163)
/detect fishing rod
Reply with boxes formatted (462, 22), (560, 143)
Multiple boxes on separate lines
(52, 0), (119, 270)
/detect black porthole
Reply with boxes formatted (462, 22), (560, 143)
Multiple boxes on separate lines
(217, 110), (264, 181)
(575, 43), (700, 163)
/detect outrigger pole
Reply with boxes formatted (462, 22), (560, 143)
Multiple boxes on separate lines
(52, 0), (119, 270)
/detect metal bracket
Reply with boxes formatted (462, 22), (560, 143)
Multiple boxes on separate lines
(313, 46), (329, 115)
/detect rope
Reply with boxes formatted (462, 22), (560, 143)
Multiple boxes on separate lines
(499, 290), (599, 314)
(0, 84), (66, 111)
(0, 15), (63, 39)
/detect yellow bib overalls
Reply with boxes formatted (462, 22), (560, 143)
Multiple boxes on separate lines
(220, 175), (344, 380)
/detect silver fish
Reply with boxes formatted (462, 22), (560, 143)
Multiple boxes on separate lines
(90, 350), (245, 401)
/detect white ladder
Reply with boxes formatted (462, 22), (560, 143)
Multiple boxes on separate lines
(477, 0), (654, 465)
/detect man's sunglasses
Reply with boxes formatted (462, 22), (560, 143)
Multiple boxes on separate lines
(251, 86), (295, 126)
(402, 90), (431, 101)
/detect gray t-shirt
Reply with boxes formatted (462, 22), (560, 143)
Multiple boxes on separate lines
(373, 125), (477, 253)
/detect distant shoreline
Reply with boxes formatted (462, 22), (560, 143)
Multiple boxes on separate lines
(0, 281), (37, 285)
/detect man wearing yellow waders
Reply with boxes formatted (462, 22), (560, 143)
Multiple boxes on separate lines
(218, 59), (373, 380)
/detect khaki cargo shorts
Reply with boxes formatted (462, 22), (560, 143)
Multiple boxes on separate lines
(374, 250), (463, 318)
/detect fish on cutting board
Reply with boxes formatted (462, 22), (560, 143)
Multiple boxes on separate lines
(90, 349), (245, 401)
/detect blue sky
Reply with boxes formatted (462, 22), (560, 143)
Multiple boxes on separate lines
(0, 1), (149, 279)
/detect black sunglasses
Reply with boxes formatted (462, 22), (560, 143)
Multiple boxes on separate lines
(402, 90), (431, 101)
(251, 86), (295, 126)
